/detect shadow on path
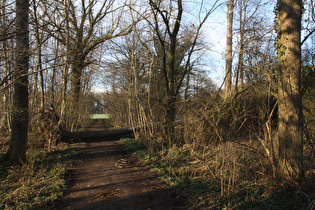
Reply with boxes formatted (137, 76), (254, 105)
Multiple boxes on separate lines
(55, 120), (187, 210)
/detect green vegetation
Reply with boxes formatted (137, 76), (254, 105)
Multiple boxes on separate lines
(90, 114), (112, 119)
(123, 137), (315, 209)
(0, 145), (79, 209)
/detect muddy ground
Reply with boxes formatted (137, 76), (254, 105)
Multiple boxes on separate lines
(55, 119), (188, 210)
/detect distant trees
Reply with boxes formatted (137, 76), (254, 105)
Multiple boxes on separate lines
(148, 0), (219, 142)
(42, 0), (136, 129)
(0, 0), (14, 133)
(102, 0), (219, 141)
(0, 0), (140, 159)
(223, 0), (276, 96)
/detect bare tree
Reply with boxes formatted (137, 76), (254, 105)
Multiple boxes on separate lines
(31, 0), (46, 108)
(38, 0), (138, 131)
(301, 0), (315, 46)
(147, 0), (219, 142)
(45, 0), (135, 105)
(149, 0), (183, 142)
(0, 0), (15, 132)
(234, 0), (274, 90)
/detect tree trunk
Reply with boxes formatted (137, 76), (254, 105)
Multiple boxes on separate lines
(60, 0), (69, 128)
(224, 0), (234, 100)
(33, 1), (44, 108)
(165, 26), (179, 144)
(277, 0), (304, 180)
(51, 39), (58, 105)
(164, 95), (176, 144)
(70, 58), (84, 108)
(184, 70), (190, 100)
(149, 0), (183, 144)
(235, 0), (245, 94)
(4, 0), (29, 162)
(70, 56), (82, 102)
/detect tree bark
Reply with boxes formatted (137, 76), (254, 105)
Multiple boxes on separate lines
(70, 56), (84, 105)
(4, 0), (29, 162)
(33, 1), (45, 108)
(235, 0), (246, 94)
(277, 0), (304, 180)
(224, 0), (234, 100)
(59, 0), (70, 128)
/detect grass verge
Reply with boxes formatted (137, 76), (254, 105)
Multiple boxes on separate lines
(122, 137), (315, 209)
(0, 144), (80, 209)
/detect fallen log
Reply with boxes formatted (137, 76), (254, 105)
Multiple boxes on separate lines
(64, 127), (138, 141)
(63, 119), (184, 142)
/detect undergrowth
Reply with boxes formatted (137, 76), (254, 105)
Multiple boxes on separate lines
(0, 144), (79, 209)
(123, 137), (315, 209)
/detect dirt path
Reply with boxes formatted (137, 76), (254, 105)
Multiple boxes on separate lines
(55, 119), (186, 210)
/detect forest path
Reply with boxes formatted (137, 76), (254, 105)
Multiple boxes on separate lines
(55, 119), (186, 210)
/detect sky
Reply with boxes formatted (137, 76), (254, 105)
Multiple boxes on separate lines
(182, 0), (229, 86)
(92, 0), (280, 92)
(199, 0), (277, 87)
(91, 0), (315, 95)
(203, 9), (228, 86)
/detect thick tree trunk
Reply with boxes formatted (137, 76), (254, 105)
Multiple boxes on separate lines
(69, 57), (84, 131)
(70, 49), (85, 107)
(70, 62), (83, 105)
(277, 0), (304, 180)
(4, 0), (29, 162)
(165, 30), (178, 144)
(164, 95), (176, 144)
(224, 0), (234, 100)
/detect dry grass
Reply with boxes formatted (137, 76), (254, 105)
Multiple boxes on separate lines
(124, 135), (315, 209)
(122, 86), (315, 209)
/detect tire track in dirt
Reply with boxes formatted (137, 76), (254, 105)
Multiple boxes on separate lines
(55, 119), (186, 210)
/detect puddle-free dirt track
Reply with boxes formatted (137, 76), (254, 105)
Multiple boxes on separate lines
(55, 119), (186, 210)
